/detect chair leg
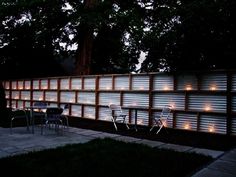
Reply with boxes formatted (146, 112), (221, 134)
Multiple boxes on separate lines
(111, 116), (118, 131)
(156, 124), (164, 134)
(150, 118), (159, 132)
(10, 118), (14, 134)
(150, 125), (155, 132)
(113, 122), (118, 131)
(156, 119), (165, 134)
(125, 123), (130, 130)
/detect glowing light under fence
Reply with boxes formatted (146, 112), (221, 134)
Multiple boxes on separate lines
(184, 123), (191, 130)
(132, 102), (137, 106)
(163, 86), (170, 91)
(204, 104), (211, 111)
(42, 86), (48, 89)
(162, 120), (168, 127)
(137, 119), (144, 125)
(139, 86), (144, 90)
(210, 85), (217, 91)
(208, 124), (215, 132)
(185, 85), (192, 91)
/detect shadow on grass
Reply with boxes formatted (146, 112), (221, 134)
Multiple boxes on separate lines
(0, 138), (212, 177)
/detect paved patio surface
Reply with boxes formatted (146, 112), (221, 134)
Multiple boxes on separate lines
(0, 126), (235, 177)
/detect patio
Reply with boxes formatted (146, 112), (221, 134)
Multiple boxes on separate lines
(1, 125), (236, 177)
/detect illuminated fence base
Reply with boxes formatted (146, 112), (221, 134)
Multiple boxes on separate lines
(3, 70), (236, 135)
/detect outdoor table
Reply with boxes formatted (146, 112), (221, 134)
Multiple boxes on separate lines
(25, 105), (47, 134)
(125, 105), (149, 131)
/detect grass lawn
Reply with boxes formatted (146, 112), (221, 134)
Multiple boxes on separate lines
(0, 138), (212, 177)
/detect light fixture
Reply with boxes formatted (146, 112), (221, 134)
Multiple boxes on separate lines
(185, 85), (192, 90)
(163, 86), (169, 90)
(184, 123), (190, 130)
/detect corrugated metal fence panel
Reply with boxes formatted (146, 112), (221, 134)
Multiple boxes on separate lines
(99, 76), (112, 90)
(60, 78), (69, 90)
(84, 105), (96, 119)
(231, 96), (236, 113)
(132, 75), (149, 90)
(45, 91), (57, 102)
(188, 94), (226, 113)
(12, 91), (19, 99)
(17, 100), (24, 109)
(84, 77), (96, 90)
(130, 110), (149, 126)
(12, 81), (17, 89)
(7, 100), (10, 108)
(232, 74), (236, 91)
(21, 91), (30, 100)
(231, 117), (236, 135)
(5, 90), (10, 99)
(201, 73), (227, 91)
(114, 76), (129, 90)
(33, 80), (39, 89)
(152, 112), (173, 128)
(199, 114), (226, 134)
(153, 93), (185, 110)
(60, 91), (75, 103)
(11, 100), (17, 108)
(77, 92), (95, 104)
(98, 106), (112, 121)
(71, 78), (82, 90)
(25, 101), (31, 108)
(99, 92), (120, 106)
(33, 91), (44, 101)
(175, 113), (197, 131)
(41, 79), (48, 89)
(153, 75), (174, 91)
(177, 75), (198, 91)
(18, 81), (24, 89)
(49, 79), (58, 90)
(4, 81), (10, 89)
(24, 80), (31, 89)
(123, 93), (149, 106)
(71, 104), (82, 117)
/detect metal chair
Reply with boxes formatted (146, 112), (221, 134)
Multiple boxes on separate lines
(60, 104), (69, 129)
(10, 108), (29, 134)
(150, 105), (172, 134)
(43, 107), (64, 134)
(108, 104), (129, 131)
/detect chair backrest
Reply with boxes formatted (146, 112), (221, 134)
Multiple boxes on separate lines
(33, 102), (48, 108)
(62, 104), (69, 115)
(160, 105), (172, 119)
(46, 107), (63, 120)
(108, 104), (123, 116)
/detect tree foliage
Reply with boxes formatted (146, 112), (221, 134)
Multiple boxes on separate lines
(140, 0), (236, 72)
(0, 0), (236, 79)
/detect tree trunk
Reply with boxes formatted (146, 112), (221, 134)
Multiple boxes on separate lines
(74, 0), (97, 75)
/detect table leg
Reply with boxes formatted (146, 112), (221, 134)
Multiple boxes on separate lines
(134, 109), (138, 131)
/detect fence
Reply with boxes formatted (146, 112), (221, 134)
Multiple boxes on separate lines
(2, 70), (236, 135)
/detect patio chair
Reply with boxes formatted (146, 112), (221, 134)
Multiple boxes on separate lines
(108, 104), (129, 131)
(150, 105), (172, 134)
(43, 107), (64, 134)
(31, 102), (48, 125)
(60, 104), (69, 129)
(10, 108), (29, 134)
